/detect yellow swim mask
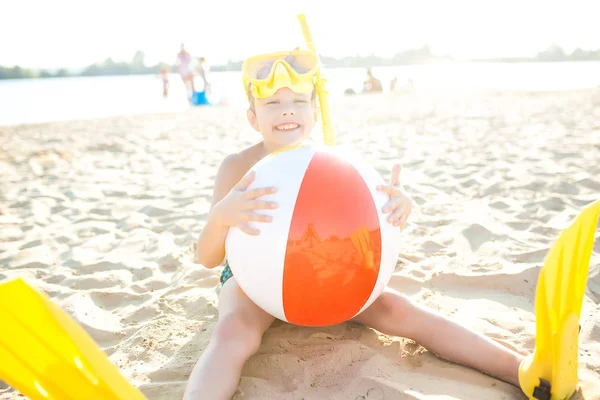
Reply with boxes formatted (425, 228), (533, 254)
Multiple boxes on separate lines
(242, 49), (320, 99)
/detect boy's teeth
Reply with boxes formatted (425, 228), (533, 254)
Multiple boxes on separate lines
(277, 123), (299, 131)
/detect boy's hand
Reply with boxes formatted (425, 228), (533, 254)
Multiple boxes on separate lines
(377, 164), (413, 230)
(213, 171), (278, 235)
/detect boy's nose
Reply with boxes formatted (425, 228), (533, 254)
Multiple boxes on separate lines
(281, 110), (295, 116)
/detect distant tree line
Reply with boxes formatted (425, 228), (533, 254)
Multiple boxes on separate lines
(472, 44), (600, 63)
(0, 51), (164, 80)
(2, 45), (599, 80)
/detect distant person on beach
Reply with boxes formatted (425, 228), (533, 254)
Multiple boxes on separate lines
(159, 65), (170, 98)
(363, 68), (383, 93)
(363, 68), (383, 92)
(197, 57), (211, 93)
(176, 43), (195, 97)
(390, 76), (416, 94)
(390, 76), (398, 92)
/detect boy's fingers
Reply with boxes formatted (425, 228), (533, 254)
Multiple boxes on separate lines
(245, 200), (278, 210)
(399, 215), (409, 230)
(239, 222), (260, 235)
(390, 164), (401, 186)
(381, 199), (395, 213)
(387, 207), (405, 223)
(241, 211), (273, 223)
(378, 184), (401, 197)
(244, 186), (277, 199)
(382, 196), (407, 213)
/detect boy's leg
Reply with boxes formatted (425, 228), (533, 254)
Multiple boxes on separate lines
(352, 287), (523, 387)
(183, 277), (274, 400)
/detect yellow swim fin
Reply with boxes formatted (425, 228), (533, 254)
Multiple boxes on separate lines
(0, 277), (147, 400)
(519, 199), (600, 400)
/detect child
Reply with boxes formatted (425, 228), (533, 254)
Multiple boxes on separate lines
(160, 65), (170, 98)
(183, 50), (524, 399)
(197, 57), (211, 94)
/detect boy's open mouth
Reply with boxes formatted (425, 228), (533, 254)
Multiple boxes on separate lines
(274, 123), (300, 132)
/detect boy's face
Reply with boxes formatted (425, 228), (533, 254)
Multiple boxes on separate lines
(247, 87), (318, 151)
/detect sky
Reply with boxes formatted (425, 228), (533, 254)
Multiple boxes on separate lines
(2, 0), (599, 70)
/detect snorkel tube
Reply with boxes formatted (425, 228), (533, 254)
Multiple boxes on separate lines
(297, 14), (336, 146)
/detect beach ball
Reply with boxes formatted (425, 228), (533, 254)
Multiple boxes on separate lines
(225, 144), (402, 326)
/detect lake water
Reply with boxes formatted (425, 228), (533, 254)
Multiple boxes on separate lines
(1, 61), (599, 126)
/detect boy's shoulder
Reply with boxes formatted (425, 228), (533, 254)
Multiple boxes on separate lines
(218, 142), (264, 177)
(212, 143), (265, 200)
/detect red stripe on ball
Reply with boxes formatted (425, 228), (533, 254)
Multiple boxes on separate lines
(282, 150), (382, 326)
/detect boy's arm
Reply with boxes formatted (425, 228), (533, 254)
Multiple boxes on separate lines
(195, 154), (243, 268)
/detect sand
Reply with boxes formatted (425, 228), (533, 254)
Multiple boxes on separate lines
(1, 88), (599, 399)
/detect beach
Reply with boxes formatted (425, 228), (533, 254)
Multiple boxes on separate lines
(1, 88), (599, 399)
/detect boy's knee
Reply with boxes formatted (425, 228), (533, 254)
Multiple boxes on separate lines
(376, 291), (415, 321)
(213, 313), (263, 355)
